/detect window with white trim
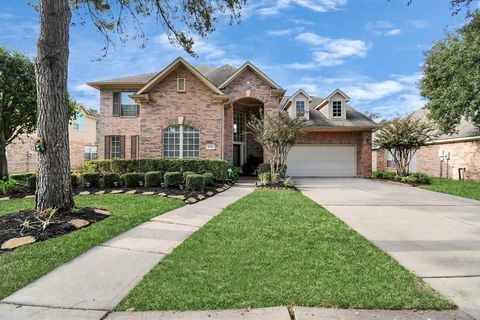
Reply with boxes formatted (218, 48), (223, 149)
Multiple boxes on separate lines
(386, 150), (394, 168)
(84, 146), (98, 160)
(72, 111), (86, 131)
(295, 100), (305, 117)
(177, 78), (185, 92)
(332, 101), (342, 117)
(163, 125), (199, 158)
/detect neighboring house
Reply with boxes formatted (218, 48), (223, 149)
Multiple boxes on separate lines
(373, 108), (480, 180)
(87, 57), (377, 177)
(6, 104), (98, 173)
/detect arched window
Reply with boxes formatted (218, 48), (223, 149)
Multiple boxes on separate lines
(163, 125), (199, 158)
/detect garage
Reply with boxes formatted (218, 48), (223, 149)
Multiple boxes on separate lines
(287, 145), (356, 177)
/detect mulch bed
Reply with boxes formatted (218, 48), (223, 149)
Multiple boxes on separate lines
(2, 181), (233, 202)
(255, 183), (297, 191)
(368, 177), (425, 187)
(0, 207), (108, 253)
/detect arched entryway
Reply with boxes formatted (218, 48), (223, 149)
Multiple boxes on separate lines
(232, 97), (264, 175)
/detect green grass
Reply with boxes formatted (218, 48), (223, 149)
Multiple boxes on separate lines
(118, 189), (453, 311)
(0, 195), (182, 299)
(420, 178), (480, 201)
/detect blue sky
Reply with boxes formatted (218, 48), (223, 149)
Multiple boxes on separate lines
(0, 0), (475, 118)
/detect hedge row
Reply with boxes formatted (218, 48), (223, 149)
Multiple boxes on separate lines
(83, 158), (228, 181)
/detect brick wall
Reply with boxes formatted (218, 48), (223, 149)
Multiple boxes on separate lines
(98, 89), (141, 159)
(373, 140), (480, 180)
(141, 65), (224, 159)
(297, 130), (373, 176)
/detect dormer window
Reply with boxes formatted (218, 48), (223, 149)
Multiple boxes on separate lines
(177, 78), (185, 92)
(332, 101), (342, 117)
(296, 100), (305, 117)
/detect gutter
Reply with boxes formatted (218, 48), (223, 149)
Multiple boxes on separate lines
(425, 135), (480, 145)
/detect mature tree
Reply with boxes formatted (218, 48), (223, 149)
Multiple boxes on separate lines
(0, 48), (37, 179)
(34, 0), (246, 211)
(247, 113), (305, 177)
(420, 10), (480, 135)
(374, 116), (436, 176)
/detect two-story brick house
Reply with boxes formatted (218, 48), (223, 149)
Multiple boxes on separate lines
(88, 57), (376, 177)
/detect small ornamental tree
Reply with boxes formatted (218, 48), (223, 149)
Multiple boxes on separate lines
(247, 112), (305, 177)
(374, 116), (436, 177)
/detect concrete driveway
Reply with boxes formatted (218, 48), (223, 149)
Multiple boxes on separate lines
(297, 178), (480, 319)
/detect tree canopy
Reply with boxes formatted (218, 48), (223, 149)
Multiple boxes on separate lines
(68, 0), (246, 57)
(374, 116), (436, 176)
(0, 47), (37, 178)
(420, 10), (480, 134)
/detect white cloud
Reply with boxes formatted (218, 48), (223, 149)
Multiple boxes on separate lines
(344, 80), (405, 101)
(155, 34), (225, 60)
(295, 32), (369, 67)
(407, 19), (429, 29)
(385, 28), (401, 36)
(257, 0), (347, 15)
(365, 20), (402, 36)
(285, 62), (316, 70)
(268, 28), (300, 36)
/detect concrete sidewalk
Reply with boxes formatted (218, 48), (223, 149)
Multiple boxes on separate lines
(0, 184), (254, 319)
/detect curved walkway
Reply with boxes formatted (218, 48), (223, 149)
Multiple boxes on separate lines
(0, 183), (254, 320)
(0, 179), (475, 320)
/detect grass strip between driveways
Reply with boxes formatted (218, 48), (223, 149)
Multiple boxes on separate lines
(0, 194), (183, 299)
(420, 178), (480, 201)
(118, 189), (453, 311)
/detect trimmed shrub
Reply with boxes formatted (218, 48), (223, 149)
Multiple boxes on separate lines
(228, 166), (239, 181)
(203, 172), (214, 186)
(83, 158), (228, 181)
(104, 173), (121, 188)
(186, 174), (205, 191)
(82, 173), (100, 188)
(122, 173), (144, 188)
(373, 171), (396, 179)
(164, 172), (182, 188)
(145, 171), (163, 187)
(26, 175), (36, 190)
(182, 171), (194, 182)
(402, 172), (431, 185)
(9, 173), (35, 182)
(71, 174), (80, 188)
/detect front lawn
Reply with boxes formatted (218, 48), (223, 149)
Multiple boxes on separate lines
(420, 178), (480, 201)
(118, 189), (453, 311)
(0, 195), (182, 299)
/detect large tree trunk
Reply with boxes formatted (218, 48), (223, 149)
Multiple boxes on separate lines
(35, 0), (74, 211)
(0, 131), (8, 179)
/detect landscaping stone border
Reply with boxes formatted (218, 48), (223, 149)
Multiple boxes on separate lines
(2, 183), (234, 205)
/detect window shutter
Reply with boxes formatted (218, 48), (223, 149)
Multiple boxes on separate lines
(113, 92), (120, 117)
(136, 104), (140, 116)
(104, 136), (111, 159)
(120, 136), (126, 159)
(131, 135), (138, 159)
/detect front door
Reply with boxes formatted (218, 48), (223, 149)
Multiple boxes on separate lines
(233, 144), (241, 167)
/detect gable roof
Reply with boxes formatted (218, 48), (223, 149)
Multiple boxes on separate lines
(218, 62), (282, 90)
(204, 64), (237, 87)
(412, 108), (480, 142)
(87, 72), (157, 89)
(282, 89), (313, 110)
(135, 57), (224, 96)
(315, 89), (351, 109)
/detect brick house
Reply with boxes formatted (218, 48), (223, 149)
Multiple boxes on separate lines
(88, 57), (377, 177)
(373, 108), (480, 181)
(7, 104), (98, 173)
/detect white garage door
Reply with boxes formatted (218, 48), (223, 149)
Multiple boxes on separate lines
(287, 145), (356, 177)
